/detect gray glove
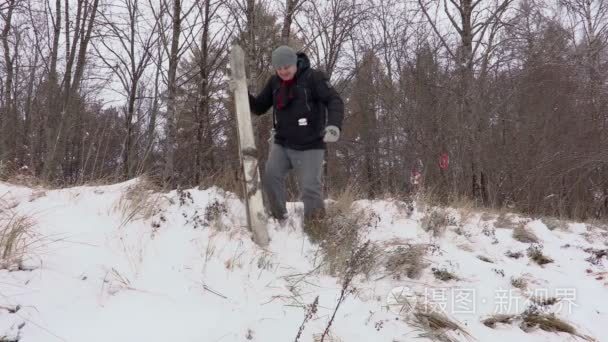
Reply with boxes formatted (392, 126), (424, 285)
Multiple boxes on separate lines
(228, 79), (237, 92)
(323, 125), (340, 143)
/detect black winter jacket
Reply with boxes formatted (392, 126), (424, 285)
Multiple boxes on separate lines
(248, 52), (344, 150)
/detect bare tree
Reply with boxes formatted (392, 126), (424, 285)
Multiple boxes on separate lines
(189, 0), (234, 185)
(30, 0), (63, 175)
(359, 0), (421, 193)
(162, 0), (182, 184)
(0, 0), (19, 164)
(349, 51), (384, 197)
(95, 0), (159, 179)
(280, 0), (306, 43)
(225, 0), (283, 188)
(148, 0), (198, 184)
(226, 0), (281, 89)
(0, 0), (607, 223)
(417, 0), (514, 203)
(143, 41), (163, 171)
(293, 0), (368, 194)
(42, 0), (101, 182)
(560, 0), (608, 128)
(296, 0), (367, 77)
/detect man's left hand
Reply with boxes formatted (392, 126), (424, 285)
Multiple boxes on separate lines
(323, 125), (340, 143)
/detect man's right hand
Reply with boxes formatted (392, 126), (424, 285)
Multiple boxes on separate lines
(228, 79), (237, 92)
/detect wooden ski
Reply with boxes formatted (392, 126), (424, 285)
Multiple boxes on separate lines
(229, 44), (270, 247)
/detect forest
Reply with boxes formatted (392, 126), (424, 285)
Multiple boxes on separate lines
(0, 0), (607, 220)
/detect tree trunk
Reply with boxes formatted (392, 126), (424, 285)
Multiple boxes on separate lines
(163, 0), (182, 185)
(280, 0), (298, 43)
(1, 0), (16, 164)
(72, 0), (100, 180)
(144, 44), (162, 170)
(459, 0), (479, 200)
(195, 0), (213, 185)
(123, 0), (139, 180)
(124, 83), (137, 179)
(24, 48), (39, 169)
(43, 0), (86, 180)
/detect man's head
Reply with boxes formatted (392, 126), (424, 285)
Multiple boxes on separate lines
(272, 45), (298, 81)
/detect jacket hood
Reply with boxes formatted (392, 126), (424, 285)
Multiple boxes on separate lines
(296, 52), (311, 76)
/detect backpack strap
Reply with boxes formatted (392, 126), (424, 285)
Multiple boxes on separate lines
(270, 76), (280, 130)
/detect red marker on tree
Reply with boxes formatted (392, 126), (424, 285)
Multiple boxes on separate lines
(439, 153), (449, 170)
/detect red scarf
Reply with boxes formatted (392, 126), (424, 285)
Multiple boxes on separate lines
(276, 77), (296, 110)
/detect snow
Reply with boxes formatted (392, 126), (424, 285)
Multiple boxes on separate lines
(1, 178), (607, 341)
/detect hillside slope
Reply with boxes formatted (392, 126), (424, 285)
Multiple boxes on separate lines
(0, 179), (607, 341)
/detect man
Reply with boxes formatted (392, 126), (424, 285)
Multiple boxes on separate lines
(248, 45), (344, 233)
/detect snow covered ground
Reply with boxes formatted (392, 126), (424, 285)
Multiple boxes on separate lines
(0, 178), (607, 342)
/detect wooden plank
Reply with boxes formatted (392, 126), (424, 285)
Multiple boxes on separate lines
(229, 44), (270, 247)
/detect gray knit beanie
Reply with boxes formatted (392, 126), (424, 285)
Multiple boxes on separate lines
(271, 45), (297, 68)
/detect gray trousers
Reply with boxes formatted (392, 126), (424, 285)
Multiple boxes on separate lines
(263, 143), (325, 219)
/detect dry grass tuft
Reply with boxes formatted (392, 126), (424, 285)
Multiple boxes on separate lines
(494, 213), (517, 229)
(456, 200), (477, 226)
(6, 173), (48, 189)
(457, 243), (474, 252)
(114, 177), (163, 227)
(385, 244), (430, 279)
(520, 308), (595, 341)
(542, 217), (566, 231)
(313, 186), (379, 278)
(448, 195), (476, 213)
(421, 209), (455, 237)
(527, 245), (553, 266)
(204, 199), (229, 230)
(409, 309), (474, 342)
(199, 166), (243, 197)
(482, 314), (516, 328)
(513, 224), (540, 243)
(505, 250), (524, 259)
(521, 313), (575, 332)
(1, 162), (48, 188)
(483, 307), (596, 341)
(480, 212), (496, 222)
(388, 284), (474, 341)
(317, 241), (373, 341)
(584, 248), (608, 265)
(0, 199), (37, 270)
(295, 296), (319, 342)
(520, 312), (575, 334)
(477, 255), (494, 263)
(529, 296), (558, 307)
(431, 267), (459, 282)
(312, 332), (343, 342)
(511, 277), (527, 290)
(393, 197), (415, 218)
